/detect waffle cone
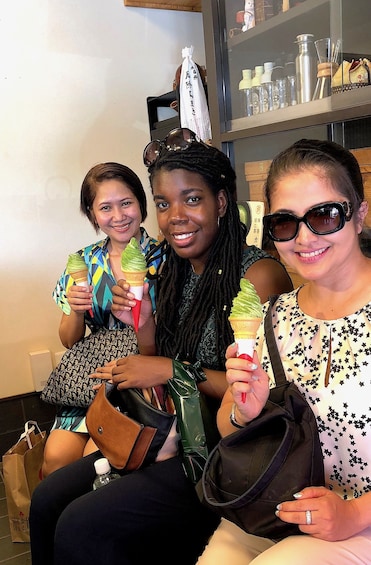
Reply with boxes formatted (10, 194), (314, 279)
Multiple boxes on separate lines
(69, 269), (88, 284)
(229, 317), (262, 339)
(122, 270), (147, 286)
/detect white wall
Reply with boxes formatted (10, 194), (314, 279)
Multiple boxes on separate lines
(0, 0), (205, 398)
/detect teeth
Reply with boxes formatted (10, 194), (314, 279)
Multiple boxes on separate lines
(299, 248), (326, 258)
(173, 233), (193, 240)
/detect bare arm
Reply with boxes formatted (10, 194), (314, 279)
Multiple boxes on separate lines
(59, 311), (86, 348)
(58, 284), (93, 348)
(244, 256), (293, 303)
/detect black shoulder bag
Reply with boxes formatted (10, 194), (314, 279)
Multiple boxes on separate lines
(200, 296), (325, 541)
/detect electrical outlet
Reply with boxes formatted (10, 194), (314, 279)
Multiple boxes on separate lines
(54, 350), (66, 367)
(29, 350), (53, 392)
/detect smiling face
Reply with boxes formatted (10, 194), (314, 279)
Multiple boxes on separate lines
(271, 169), (362, 285)
(152, 168), (227, 273)
(91, 179), (142, 247)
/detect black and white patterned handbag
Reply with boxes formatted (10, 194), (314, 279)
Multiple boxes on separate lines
(40, 327), (138, 408)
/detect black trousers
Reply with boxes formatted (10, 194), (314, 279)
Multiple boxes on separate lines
(30, 452), (219, 565)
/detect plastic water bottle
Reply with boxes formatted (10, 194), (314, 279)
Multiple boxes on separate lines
(285, 58), (297, 106)
(251, 65), (263, 115)
(93, 458), (120, 490)
(271, 58), (287, 110)
(259, 61), (274, 112)
(239, 69), (253, 117)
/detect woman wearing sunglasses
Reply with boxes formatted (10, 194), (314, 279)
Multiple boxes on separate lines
(197, 138), (371, 565)
(29, 128), (293, 565)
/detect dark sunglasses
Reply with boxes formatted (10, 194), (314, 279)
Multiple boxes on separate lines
(143, 127), (208, 167)
(263, 201), (353, 242)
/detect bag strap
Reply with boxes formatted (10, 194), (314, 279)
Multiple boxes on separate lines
(19, 421), (44, 448)
(264, 295), (287, 387)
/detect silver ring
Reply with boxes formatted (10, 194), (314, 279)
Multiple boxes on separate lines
(305, 510), (312, 525)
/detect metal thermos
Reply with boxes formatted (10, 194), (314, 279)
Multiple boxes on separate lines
(295, 34), (315, 103)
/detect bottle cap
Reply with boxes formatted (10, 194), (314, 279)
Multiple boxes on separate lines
(296, 33), (314, 43)
(94, 457), (111, 475)
(239, 69), (252, 89)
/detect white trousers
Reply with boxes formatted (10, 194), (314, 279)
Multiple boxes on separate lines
(197, 518), (371, 565)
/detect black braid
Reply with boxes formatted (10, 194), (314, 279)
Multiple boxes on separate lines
(148, 143), (247, 368)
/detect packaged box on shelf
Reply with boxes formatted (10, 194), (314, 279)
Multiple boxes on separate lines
(245, 159), (271, 201)
(254, 0), (275, 24)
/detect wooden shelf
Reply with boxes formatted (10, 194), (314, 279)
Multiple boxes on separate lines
(123, 0), (201, 11)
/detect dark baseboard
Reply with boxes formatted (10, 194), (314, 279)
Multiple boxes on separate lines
(0, 392), (56, 455)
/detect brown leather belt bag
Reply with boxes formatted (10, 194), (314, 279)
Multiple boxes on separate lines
(86, 383), (175, 470)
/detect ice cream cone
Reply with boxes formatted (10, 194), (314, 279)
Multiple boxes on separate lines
(229, 316), (262, 402)
(229, 279), (263, 402)
(229, 316), (261, 357)
(69, 268), (93, 318)
(228, 317), (261, 340)
(69, 269), (88, 285)
(121, 238), (148, 332)
(122, 270), (147, 287)
(122, 270), (147, 332)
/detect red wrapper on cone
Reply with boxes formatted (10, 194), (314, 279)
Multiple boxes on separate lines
(122, 270), (146, 331)
(229, 317), (262, 402)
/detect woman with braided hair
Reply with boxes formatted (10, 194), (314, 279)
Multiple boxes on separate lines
(29, 129), (292, 565)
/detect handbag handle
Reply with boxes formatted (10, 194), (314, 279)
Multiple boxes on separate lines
(201, 296), (295, 508)
(19, 421), (44, 449)
(264, 295), (287, 387)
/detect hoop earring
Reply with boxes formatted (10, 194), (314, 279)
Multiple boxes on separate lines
(217, 216), (220, 227)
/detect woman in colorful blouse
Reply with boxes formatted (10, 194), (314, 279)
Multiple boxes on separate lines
(42, 162), (162, 477)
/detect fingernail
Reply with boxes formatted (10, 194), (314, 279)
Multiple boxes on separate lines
(276, 504), (281, 511)
(275, 510), (280, 517)
(293, 492), (302, 499)
(250, 363), (258, 370)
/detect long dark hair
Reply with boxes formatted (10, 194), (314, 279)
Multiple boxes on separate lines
(148, 142), (247, 367)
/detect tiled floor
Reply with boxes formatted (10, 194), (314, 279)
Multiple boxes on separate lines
(0, 465), (31, 564)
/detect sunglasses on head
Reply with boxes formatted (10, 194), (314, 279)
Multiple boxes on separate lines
(263, 201), (353, 242)
(143, 127), (208, 168)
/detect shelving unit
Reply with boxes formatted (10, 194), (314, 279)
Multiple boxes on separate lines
(202, 0), (371, 187)
(202, 0), (371, 282)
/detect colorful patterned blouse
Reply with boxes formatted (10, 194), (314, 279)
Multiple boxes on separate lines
(52, 228), (163, 331)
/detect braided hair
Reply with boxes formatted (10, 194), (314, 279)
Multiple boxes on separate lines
(148, 142), (247, 368)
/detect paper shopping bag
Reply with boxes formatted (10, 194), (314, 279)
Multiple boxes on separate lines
(2, 421), (46, 542)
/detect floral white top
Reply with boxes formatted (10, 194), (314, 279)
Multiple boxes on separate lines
(256, 288), (371, 501)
